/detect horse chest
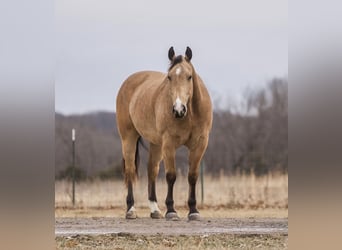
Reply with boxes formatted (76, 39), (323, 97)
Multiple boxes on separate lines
(162, 120), (192, 146)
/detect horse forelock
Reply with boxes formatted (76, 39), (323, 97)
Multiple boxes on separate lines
(168, 55), (183, 71)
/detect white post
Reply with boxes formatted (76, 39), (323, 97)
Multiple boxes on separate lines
(72, 128), (76, 205)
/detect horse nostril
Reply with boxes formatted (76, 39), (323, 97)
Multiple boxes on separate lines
(172, 105), (187, 118)
(181, 105), (187, 114)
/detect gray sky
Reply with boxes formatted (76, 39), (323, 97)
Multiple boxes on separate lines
(55, 0), (287, 114)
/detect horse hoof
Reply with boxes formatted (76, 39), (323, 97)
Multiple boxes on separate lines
(165, 212), (180, 221)
(188, 213), (201, 221)
(126, 210), (137, 219)
(150, 211), (163, 219)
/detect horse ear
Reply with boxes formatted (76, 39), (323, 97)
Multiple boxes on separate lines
(185, 46), (192, 61)
(168, 46), (175, 61)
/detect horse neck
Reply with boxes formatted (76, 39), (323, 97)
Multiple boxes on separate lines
(189, 66), (203, 116)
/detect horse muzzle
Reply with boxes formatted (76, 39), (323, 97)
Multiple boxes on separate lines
(172, 104), (187, 119)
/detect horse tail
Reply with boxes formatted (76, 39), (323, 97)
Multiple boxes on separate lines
(135, 137), (141, 177)
(122, 157), (126, 183)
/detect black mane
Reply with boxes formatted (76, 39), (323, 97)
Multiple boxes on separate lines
(168, 55), (183, 70)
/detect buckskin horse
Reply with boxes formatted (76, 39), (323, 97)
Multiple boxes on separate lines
(116, 47), (212, 220)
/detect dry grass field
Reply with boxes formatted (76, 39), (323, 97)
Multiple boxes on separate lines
(55, 173), (288, 217)
(55, 174), (288, 249)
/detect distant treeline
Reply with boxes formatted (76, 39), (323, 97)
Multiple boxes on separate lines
(55, 78), (287, 179)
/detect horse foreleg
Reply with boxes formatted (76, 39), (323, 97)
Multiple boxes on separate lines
(147, 143), (163, 219)
(187, 136), (209, 221)
(162, 144), (179, 220)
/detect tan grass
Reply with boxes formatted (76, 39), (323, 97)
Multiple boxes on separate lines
(56, 233), (288, 250)
(55, 173), (287, 213)
(55, 206), (287, 218)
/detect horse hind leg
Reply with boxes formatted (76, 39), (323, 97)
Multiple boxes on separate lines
(122, 134), (140, 219)
(147, 143), (163, 219)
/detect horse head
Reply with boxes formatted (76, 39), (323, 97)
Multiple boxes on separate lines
(167, 46), (194, 119)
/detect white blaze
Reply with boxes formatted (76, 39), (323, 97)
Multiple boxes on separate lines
(176, 67), (181, 75)
(149, 201), (161, 213)
(174, 96), (183, 112)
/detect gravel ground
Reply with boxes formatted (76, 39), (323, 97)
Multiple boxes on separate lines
(56, 217), (288, 249)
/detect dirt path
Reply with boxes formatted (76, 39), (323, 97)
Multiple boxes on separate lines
(55, 217), (287, 236)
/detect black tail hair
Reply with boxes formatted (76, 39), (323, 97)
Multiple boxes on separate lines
(135, 137), (140, 176)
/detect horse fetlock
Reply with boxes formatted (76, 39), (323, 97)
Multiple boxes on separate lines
(189, 205), (199, 214)
(165, 199), (174, 208)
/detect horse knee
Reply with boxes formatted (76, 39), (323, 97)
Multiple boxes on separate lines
(166, 172), (176, 184)
(188, 172), (198, 185)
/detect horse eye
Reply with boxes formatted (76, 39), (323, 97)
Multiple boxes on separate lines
(167, 75), (171, 81)
(188, 75), (192, 81)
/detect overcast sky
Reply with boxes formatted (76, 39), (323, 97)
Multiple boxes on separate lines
(55, 0), (287, 114)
